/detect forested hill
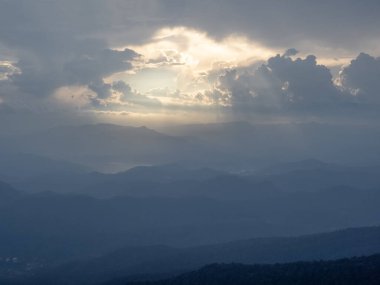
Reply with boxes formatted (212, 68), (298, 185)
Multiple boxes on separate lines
(107, 254), (380, 285)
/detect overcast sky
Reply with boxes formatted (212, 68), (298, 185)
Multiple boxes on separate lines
(1, 0), (380, 132)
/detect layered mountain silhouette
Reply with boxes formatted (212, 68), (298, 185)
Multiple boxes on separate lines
(11, 160), (380, 198)
(112, 254), (380, 285)
(1, 122), (380, 172)
(28, 227), (380, 285)
(0, 123), (379, 284)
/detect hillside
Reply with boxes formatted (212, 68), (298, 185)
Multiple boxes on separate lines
(116, 254), (380, 285)
(28, 227), (380, 285)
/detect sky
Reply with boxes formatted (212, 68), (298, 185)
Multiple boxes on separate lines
(1, 0), (380, 132)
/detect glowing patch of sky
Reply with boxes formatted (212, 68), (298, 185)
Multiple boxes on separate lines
(110, 26), (278, 97)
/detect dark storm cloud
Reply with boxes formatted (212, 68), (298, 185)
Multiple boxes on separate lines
(168, 0), (380, 52)
(264, 53), (341, 108)
(210, 51), (380, 119)
(64, 48), (138, 86)
(339, 53), (380, 104)
(8, 42), (138, 98)
(214, 52), (340, 110)
(0, 1), (141, 99)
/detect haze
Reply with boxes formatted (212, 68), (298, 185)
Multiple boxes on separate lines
(0, 1), (380, 284)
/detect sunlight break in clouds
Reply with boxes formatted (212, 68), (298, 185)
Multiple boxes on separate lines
(111, 26), (277, 96)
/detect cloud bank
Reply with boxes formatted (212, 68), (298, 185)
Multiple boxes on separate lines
(0, 0), (380, 130)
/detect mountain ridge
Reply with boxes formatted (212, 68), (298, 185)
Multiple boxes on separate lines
(27, 226), (380, 285)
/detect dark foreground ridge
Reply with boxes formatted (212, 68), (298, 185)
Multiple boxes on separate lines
(26, 226), (380, 285)
(109, 254), (380, 285)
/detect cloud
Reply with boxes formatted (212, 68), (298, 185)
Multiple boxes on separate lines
(283, 48), (299, 57)
(339, 53), (380, 104)
(0, 1), (142, 104)
(210, 51), (344, 114)
(0, 62), (19, 80)
(112, 80), (162, 107)
(200, 50), (380, 121)
(8, 46), (139, 99)
(0, 1), (380, 128)
(64, 48), (139, 85)
(127, 26), (275, 74)
(88, 80), (113, 101)
(265, 53), (342, 108)
(172, 0), (380, 56)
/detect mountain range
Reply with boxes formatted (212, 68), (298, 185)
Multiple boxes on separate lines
(26, 227), (380, 285)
